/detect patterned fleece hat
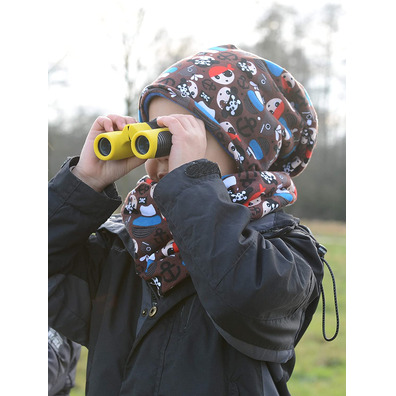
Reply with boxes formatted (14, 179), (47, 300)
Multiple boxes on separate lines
(138, 44), (318, 176)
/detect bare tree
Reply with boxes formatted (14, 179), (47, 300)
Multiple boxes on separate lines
(48, 55), (68, 86)
(318, 3), (343, 147)
(122, 8), (145, 116)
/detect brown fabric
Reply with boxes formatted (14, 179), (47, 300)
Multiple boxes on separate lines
(139, 44), (318, 177)
(122, 170), (297, 296)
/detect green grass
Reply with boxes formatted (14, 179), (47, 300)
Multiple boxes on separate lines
(71, 220), (346, 396)
(71, 347), (87, 396)
(287, 220), (346, 396)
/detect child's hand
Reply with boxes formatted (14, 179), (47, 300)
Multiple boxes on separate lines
(155, 114), (207, 173)
(72, 114), (146, 192)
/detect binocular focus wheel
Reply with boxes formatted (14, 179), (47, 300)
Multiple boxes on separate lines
(135, 131), (172, 158)
(155, 131), (172, 157)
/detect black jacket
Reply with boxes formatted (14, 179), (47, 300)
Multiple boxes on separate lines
(49, 158), (324, 396)
(48, 327), (81, 395)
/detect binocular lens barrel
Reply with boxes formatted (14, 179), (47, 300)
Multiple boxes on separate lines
(135, 131), (172, 158)
(135, 136), (150, 155)
(98, 138), (112, 157)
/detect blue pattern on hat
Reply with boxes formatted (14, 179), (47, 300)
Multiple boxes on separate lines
(264, 60), (283, 76)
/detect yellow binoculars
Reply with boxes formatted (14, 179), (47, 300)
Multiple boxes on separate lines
(93, 120), (172, 160)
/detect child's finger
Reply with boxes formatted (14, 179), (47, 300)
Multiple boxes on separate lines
(156, 115), (185, 135)
(124, 116), (137, 125)
(107, 114), (137, 131)
(158, 114), (204, 132)
(94, 116), (114, 132)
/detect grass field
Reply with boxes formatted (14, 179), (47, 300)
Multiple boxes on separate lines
(70, 220), (346, 396)
(287, 220), (346, 396)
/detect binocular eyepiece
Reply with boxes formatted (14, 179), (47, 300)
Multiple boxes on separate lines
(93, 120), (172, 161)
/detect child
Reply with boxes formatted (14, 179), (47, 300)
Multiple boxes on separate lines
(49, 44), (323, 395)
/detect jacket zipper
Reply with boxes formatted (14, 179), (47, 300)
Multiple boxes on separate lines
(147, 281), (159, 317)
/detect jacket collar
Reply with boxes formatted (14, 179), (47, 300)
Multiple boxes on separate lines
(100, 210), (300, 248)
(98, 214), (137, 257)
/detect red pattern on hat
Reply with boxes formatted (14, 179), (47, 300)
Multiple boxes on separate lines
(209, 63), (234, 78)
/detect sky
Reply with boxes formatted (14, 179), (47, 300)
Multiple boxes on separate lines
(48, 0), (346, 123)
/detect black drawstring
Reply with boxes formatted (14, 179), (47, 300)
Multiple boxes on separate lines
(317, 244), (340, 342)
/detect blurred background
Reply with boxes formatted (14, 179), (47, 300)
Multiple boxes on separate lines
(48, 1), (346, 395)
(48, 0), (346, 221)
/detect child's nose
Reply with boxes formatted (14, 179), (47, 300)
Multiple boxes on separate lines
(155, 156), (169, 180)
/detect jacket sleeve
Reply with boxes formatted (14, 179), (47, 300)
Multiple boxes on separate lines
(153, 160), (322, 363)
(48, 157), (122, 345)
(48, 327), (81, 396)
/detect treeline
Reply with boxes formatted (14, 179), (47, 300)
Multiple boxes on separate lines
(48, 121), (345, 221)
(48, 3), (345, 221)
(286, 136), (345, 220)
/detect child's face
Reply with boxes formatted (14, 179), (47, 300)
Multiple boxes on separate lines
(146, 97), (236, 182)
